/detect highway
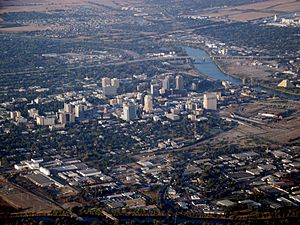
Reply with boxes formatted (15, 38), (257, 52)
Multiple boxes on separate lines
(2, 52), (298, 77)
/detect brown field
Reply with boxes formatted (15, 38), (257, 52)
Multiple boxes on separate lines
(0, 0), (83, 13)
(0, 178), (60, 213)
(197, 0), (300, 22)
(0, 26), (52, 32)
(271, 2), (300, 12)
(202, 10), (244, 18)
(228, 11), (274, 21)
(207, 125), (265, 148)
(217, 58), (282, 81)
(0, 0), (142, 14)
(219, 100), (300, 145)
(236, 0), (297, 11)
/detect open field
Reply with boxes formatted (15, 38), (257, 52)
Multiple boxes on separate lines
(0, 26), (52, 32)
(0, 0), (142, 13)
(0, 0), (83, 13)
(216, 58), (282, 81)
(236, 0), (300, 12)
(228, 11), (274, 21)
(198, 0), (300, 21)
(219, 100), (300, 144)
(0, 177), (60, 213)
(207, 125), (266, 148)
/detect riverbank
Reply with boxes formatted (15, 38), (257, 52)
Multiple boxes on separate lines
(260, 83), (300, 97)
(184, 46), (241, 85)
(183, 45), (300, 99)
(181, 43), (243, 82)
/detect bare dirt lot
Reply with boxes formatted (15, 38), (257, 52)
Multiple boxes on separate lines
(0, 26), (52, 32)
(0, 177), (60, 213)
(216, 58), (282, 81)
(218, 100), (300, 145)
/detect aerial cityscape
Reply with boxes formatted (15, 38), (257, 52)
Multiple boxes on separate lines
(0, 0), (300, 224)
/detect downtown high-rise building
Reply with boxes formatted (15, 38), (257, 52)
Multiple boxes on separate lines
(143, 95), (153, 113)
(150, 83), (160, 97)
(162, 76), (170, 91)
(123, 102), (138, 121)
(64, 103), (73, 113)
(203, 92), (217, 110)
(111, 78), (120, 88)
(74, 105), (84, 118)
(175, 75), (184, 90)
(102, 77), (119, 97)
(102, 77), (111, 87)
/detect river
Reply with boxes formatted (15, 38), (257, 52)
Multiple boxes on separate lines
(185, 47), (241, 85)
(184, 46), (300, 100)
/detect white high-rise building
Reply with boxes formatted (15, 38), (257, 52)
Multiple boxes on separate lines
(143, 95), (153, 113)
(123, 102), (138, 121)
(203, 92), (217, 110)
(151, 84), (160, 97)
(58, 112), (66, 124)
(74, 105), (84, 118)
(58, 112), (75, 124)
(175, 75), (184, 90)
(111, 78), (120, 88)
(162, 76), (170, 91)
(64, 103), (73, 113)
(102, 77), (111, 87)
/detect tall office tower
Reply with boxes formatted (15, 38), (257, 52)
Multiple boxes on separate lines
(137, 92), (145, 105)
(111, 78), (120, 88)
(175, 75), (184, 90)
(74, 105), (84, 118)
(162, 76), (170, 91)
(123, 102), (138, 121)
(59, 112), (75, 124)
(102, 77), (111, 87)
(58, 112), (66, 124)
(143, 95), (153, 113)
(203, 92), (217, 110)
(64, 103), (72, 113)
(150, 84), (160, 97)
(66, 113), (75, 123)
